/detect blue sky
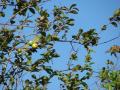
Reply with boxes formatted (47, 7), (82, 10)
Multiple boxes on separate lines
(0, 0), (120, 90)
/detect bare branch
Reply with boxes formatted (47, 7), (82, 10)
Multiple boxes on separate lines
(98, 35), (120, 45)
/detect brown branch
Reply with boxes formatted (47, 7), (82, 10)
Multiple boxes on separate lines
(58, 35), (120, 46)
(70, 42), (78, 52)
(0, 23), (36, 28)
(58, 40), (80, 44)
(9, 4), (32, 20)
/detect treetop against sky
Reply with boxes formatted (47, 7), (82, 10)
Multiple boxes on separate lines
(0, 0), (120, 90)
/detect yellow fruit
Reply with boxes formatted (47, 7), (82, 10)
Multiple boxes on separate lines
(52, 35), (59, 41)
(66, 73), (71, 77)
(17, 48), (22, 54)
(43, 76), (49, 80)
(62, 77), (67, 82)
(40, 16), (45, 20)
(72, 67), (77, 71)
(32, 43), (38, 48)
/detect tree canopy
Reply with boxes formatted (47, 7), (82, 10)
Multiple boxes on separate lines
(0, 0), (120, 90)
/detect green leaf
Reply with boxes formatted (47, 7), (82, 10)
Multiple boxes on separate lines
(27, 59), (32, 65)
(11, 1), (14, 5)
(10, 75), (15, 85)
(53, 24), (57, 29)
(85, 54), (91, 62)
(25, 79), (30, 86)
(35, 6), (40, 12)
(70, 4), (77, 10)
(66, 19), (74, 26)
(72, 35), (77, 39)
(40, 10), (49, 17)
(70, 52), (77, 60)
(70, 10), (78, 14)
(43, 66), (53, 74)
(73, 7), (79, 11)
(78, 29), (83, 35)
(101, 25), (107, 30)
(46, 34), (52, 42)
(31, 74), (36, 79)
(16, 0), (20, 3)
(0, 12), (5, 17)
(10, 19), (15, 24)
(29, 8), (35, 14)
(111, 22), (117, 27)
(114, 8), (120, 16)
(53, 53), (60, 57)
(81, 82), (88, 90)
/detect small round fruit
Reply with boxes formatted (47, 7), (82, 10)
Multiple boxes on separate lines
(52, 35), (59, 41)
(28, 41), (33, 46)
(43, 76), (49, 80)
(40, 16), (45, 20)
(62, 77), (67, 82)
(17, 48), (22, 54)
(32, 43), (38, 49)
(72, 67), (77, 71)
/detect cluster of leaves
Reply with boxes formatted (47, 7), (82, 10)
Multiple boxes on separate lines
(53, 4), (79, 39)
(72, 29), (99, 45)
(101, 8), (120, 30)
(0, 28), (27, 89)
(23, 75), (50, 90)
(99, 60), (120, 90)
(0, 28), (14, 51)
(109, 8), (120, 27)
(108, 45), (120, 57)
(36, 9), (50, 33)
(98, 10), (120, 90)
(58, 62), (93, 90)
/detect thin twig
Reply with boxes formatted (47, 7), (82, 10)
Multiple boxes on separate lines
(0, 23), (35, 28)
(58, 40), (80, 44)
(98, 35), (120, 45)
(9, 4), (32, 20)
(70, 42), (77, 52)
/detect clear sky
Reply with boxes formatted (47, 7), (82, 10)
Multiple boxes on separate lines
(0, 0), (120, 90)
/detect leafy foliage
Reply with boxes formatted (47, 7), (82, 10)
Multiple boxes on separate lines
(99, 60), (120, 90)
(0, 0), (119, 90)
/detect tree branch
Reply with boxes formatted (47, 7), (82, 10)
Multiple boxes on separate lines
(98, 35), (120, 45)
(0, 23), (35, 28)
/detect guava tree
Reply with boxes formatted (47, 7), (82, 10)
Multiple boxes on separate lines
(0, 0), (120, 90)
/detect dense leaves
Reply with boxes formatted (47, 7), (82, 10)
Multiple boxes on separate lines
(99, 60), (120, 90)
